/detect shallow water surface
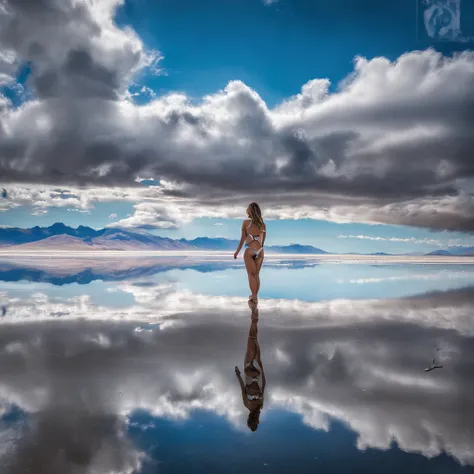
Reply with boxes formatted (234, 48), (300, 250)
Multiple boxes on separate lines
(0, 256), (473, 474)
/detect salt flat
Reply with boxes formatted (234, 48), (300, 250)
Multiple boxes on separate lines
(0, 250), (474, 264)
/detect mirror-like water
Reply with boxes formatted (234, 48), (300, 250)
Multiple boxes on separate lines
(1, 256), (473, 474)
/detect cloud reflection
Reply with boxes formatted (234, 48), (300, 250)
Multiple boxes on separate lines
(0, 275), (472, 472)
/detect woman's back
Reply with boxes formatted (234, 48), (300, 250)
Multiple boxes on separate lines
(245, 219), (265, 240)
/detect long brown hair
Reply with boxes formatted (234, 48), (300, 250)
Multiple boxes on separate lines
(247, 407), (261, 432)
(248, 202), (264, 229)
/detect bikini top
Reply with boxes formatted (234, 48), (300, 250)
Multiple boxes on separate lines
(246, 393), (263, 401)
(245, 220), (265, 244)
(245, 359), (264, 400)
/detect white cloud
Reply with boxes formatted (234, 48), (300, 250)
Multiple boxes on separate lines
(139, 85), (156, 98)
(336, 270), (474, 285)
(2, 277), (474, 334)
(0, 46), (18, 87)
(338, 234), (443, 245)
(31, 208), (48, 216)
(127, 85), (158, 100)
(337, 234), (474, 248)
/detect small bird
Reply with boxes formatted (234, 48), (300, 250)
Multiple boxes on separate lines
(425, 361), (443, 372)
(425, 350), (443, 372)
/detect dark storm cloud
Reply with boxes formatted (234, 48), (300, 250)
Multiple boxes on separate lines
(3, 411), (140, 474)
(0, 0), (125, 99)
(34, 48), (121, 100)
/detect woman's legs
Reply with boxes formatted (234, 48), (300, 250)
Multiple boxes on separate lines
(245, 320), (258, 357)
(255, 251), (264, 294)
(244, 249), (258, 300)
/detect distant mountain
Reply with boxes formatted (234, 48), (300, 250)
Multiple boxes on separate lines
(90, 228), (195, 250)
(9, 228), (197, 251)
(178, 239), (329, 254)
(0, 223), (102, 247)
(179, 237), (239, 251)
(423, 246), (474, 256)
(426, 250), (453, 256)
(14, 234), (94, 250)
(266, 244), (328, 254)
(445, 246), (474, 256)
(0, 224), (196, 250)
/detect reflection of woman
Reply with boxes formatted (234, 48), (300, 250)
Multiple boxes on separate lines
(233, 202), (266, 304)
(235, 300), (266, 431)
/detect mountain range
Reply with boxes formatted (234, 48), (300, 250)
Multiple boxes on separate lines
(0, 223), (472, 256)
(0, 223), (329, 254)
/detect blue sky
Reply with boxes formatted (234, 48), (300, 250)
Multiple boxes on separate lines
(115, 0), (469, 104)
(127, 410), (471, 474)
(1, 0), (474, 253)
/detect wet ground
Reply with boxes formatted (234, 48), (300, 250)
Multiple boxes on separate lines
(0, 256), (473, 474)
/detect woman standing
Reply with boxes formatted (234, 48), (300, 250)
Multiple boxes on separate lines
(234, 202), (266, 304)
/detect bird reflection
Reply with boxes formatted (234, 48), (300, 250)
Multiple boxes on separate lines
(425, 361), (443, 372)
(425, 348), (443, 372)
(235, 300), (266, 431)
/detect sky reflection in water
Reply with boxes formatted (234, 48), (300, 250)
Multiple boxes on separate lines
(0, 256), (473, 474)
